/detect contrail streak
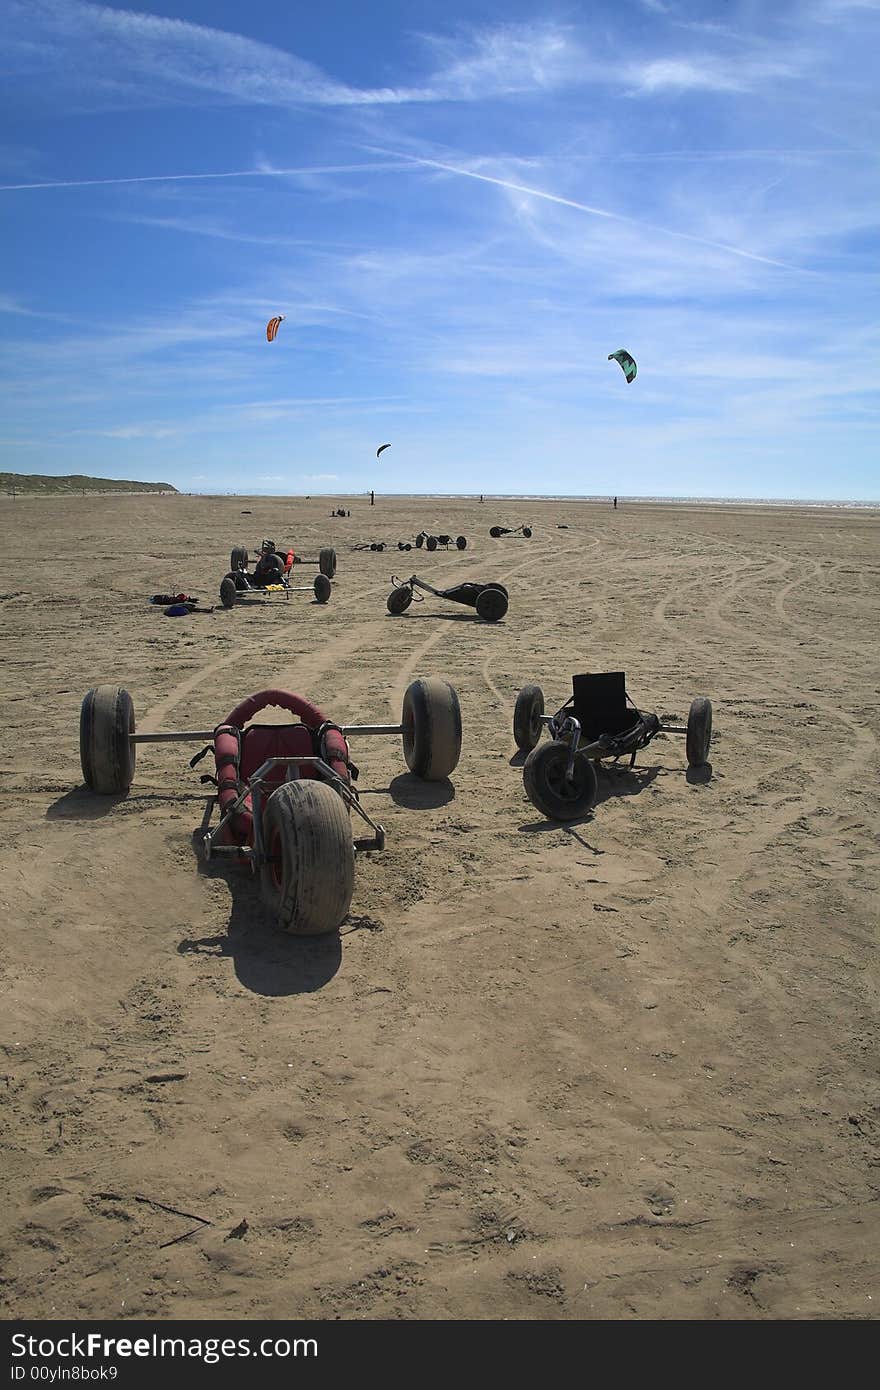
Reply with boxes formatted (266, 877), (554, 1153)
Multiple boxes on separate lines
(379, 149), (809, 272)
(0, 162), (400, 192)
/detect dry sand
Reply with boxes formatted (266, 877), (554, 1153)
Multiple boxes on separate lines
(1, 492), (878, 1320)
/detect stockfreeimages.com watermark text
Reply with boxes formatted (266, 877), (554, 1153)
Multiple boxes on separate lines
(11, 1333), (317, 1371)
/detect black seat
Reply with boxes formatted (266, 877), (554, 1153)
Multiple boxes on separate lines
(571, 672), (640, 740)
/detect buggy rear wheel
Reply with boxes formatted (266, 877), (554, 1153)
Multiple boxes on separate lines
(313, 573), (331, 603)
(426, 535), (438, 552)
(489, 526), (503, 538)
(522, 526), (533, 538)
(513, 684), (544, 752)
(230, 545), (248, 571)
(415, 533), (425, 548)
(80, 685), (136, 794)
(475, 586), (508, 621)
(260, 781), (354, 935)
(686, 697), (713, 766)
(456, 535), (467, 550)
(387, 584), (414, 615)
(220, 576), (237, 608)
(319, 547), (337, 578)
(523, 741), (598, 821)
(402, 677), (462, 780)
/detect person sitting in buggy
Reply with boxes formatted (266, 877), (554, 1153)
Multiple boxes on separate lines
(251, 539), (293, 586)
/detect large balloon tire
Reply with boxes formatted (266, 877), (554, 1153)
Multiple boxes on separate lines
(259, 781), (354, 936)
(456, 536), (467, 550)
(475, 587), (509, 622)
(686, 697), (713, 767)
(313, 574), (332, 604)
(402, 677), (462, 780)
(513, 684), (545, 752)
(80, 685), (135, 794)
(230, 545), (248, 572)
(319, 547), (337, 579)
(387, 585), (414, 615)
(523, 742), (598, 821)
(220, 576), (238, 608)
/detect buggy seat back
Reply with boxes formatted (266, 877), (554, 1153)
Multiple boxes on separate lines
(212, 689), (350, 845)
(571, 672), (640, 741)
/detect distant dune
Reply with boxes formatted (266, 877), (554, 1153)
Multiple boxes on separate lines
(1, 472), (177, 495)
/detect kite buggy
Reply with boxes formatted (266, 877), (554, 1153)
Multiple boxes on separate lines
(387, 574), (509, 622)
(513, 672), (712, 820)
(79, 678), (462, 936)
(489, 524), (532, 539)
(222, 541), (332, 607)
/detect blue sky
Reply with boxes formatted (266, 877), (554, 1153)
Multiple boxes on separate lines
(1, 0), (878, 499)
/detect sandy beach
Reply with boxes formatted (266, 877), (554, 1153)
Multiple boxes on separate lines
(1, 492), (877, 1320)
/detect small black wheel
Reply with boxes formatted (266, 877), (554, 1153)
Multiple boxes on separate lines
(456, 535), (467, 550)
(402, 677), (462, 779)
(489, 526), (503, 538)
(370, 543), (378, 551)
(686, 697), (713, 766)
(426, 535), (438, 552)
(376, 542), (386, 552)
(319, 547), (337, 578)
(415, 533), (425, 548)
(398, 541), (406, 550)
(313, 574), (332, 603)
(475, 586), (508, 622)
(523, 741), (598, 821)
(513, 684), (544, 752)
(220, 576), (238, 608)
(230, 545), (248, 571)
(387, 584), (414, 615)
(404, 542), (412, 550)
(522, 526), (533, 538)
(80, 685), (136, 794)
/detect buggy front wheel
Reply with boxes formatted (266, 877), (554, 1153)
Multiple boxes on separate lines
(456, 535), (467, 550)
(513, 684), (544, 752)
(523, 741), (598, 821)
(402, 677), (462, 780)
(387, 584), (414, 615)
(260, 780), (354, 935)
(686, 697), (713, 766)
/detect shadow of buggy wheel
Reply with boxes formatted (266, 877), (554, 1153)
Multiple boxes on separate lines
(475, 585), (508, 621)
(513, 684), (544, 752)
(686, 696), (713, 766)
(387, 584), (414, 615)
(523, 741), (598, 820)
(402, 677), (462, 780)
(80, 685), (136, 794)
(260, 781), (354, 935)
(220, 576), (238, 608)
(319, 547), (337, 578)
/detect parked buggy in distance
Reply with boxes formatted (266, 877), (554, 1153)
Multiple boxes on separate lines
(513, 671), (712, 820)
(79, 677), (462, 936)
(414, 532), (468, 551)
(489, 524), (532, 539)
(387, 574), (509, 622)
(222, 539), (332, 608)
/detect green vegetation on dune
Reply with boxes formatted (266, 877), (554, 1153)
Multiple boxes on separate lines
(2, 473), (177, 495)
